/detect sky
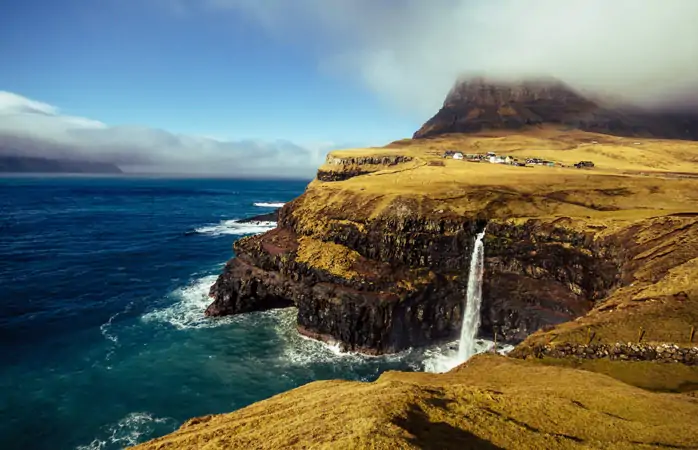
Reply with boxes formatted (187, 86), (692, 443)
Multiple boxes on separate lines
(2, 0), (698, 176)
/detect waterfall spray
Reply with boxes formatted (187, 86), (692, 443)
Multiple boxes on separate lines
(458, 229), (486, 361)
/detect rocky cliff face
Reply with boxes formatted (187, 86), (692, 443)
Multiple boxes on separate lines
(413, 77), (698, 140)
(207, 191), (626, 353)
(205, 86), (698, 356)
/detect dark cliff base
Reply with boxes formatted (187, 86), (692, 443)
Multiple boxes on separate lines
(237, 209), (279, 223)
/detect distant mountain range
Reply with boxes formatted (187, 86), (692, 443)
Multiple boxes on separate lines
(0, 155), (122, 174)
(414, 77), (698, 140)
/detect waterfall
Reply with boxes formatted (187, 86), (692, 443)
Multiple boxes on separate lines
(458, 229), (486, 361)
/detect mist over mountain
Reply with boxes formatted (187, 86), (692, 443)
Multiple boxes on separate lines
(414, 77), (698, 140)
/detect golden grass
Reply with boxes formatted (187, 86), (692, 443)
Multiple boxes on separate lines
(308, 127), (698, 226)
(131, 355), (698, 450)
(528, 358), (698, 393)
(295, 236), (361, 280)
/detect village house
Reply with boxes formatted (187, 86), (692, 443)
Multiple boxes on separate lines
(442, 150), (562, 169)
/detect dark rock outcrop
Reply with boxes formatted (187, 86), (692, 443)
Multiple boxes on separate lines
(207, 198), (623, 353)
(414, 77), (698, 140)
(237, 209), (279, 223)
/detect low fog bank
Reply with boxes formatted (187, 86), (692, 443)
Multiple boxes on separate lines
(0, 92), (336, 177)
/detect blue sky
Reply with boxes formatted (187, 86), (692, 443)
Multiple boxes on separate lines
(0, 0), (418, 145)
(1, 0), (696, 175)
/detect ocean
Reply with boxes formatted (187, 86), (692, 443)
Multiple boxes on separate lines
(0, 176), (486, 450)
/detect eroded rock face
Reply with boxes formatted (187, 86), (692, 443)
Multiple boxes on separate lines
(316, 155), (413, 182)
(206, 197), (623, 354)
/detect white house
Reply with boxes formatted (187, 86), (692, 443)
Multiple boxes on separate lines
(453, 152), (464, 160)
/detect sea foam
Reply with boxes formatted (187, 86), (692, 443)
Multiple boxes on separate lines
(253, 202), (285, 208)
(76, 412), (177, 450)
(194, 220), (276, 237)
(141, 275), (224, 329)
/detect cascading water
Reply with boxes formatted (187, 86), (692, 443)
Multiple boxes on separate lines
(458, 229), (486, 361)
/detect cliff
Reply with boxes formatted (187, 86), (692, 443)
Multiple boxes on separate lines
(413, 77), (698, 140)
(131, 355), (698, 450)
(206, 128), (698, 354)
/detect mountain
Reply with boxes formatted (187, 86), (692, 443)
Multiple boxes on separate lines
(414, 77), (698, 140)
(0, 155), (122, 174)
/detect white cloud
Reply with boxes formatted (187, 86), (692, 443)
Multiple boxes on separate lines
(201, 0), (698, 116)
(0, 91), (338, 177)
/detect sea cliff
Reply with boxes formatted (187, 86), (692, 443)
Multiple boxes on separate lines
(206, 133), (698, 355)
(135, 80), (698, 449)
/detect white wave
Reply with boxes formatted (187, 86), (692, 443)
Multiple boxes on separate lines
(76, 412), (176, 450)
(269, 309), (432, 368)
(253, 202), (285, 208)
(263, 307), (518, 372)
(269, 309), (379, 366)
(142, 275), (227, 330)
(195, 219), (276, 236)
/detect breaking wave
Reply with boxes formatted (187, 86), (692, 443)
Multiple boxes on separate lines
(253, 202), (285, 208)
(272, 309), (404, 367)
(194, 220), (276, 236)
(271, 308), (511, 373)
(141, 275), (226, 329)
(75, 412), (177, 450)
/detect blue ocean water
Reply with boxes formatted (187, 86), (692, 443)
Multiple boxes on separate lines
(0, 176), (456, 450)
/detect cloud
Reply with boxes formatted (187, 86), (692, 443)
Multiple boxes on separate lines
(0, 91), (339, 177)
(202, 0), (698, 116)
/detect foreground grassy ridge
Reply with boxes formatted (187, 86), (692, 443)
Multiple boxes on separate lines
(131, 355), (698, 450)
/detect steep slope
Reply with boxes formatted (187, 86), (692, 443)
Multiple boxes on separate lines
(414, 77), (698, 140)
(131, 355), (698, 450)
